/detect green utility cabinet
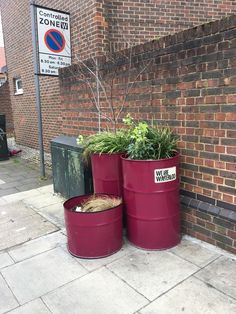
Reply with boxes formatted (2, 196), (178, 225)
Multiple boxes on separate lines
(51, 135), (93, 198)
(0, 115), (9, 161)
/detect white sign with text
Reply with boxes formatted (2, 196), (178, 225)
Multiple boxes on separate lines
(154, 166), (176, 183)
(36, 6), (71, 76)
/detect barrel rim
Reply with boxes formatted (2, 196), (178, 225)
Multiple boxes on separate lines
(91, 152), (124, 157)
(64, 193), (123, 214)
(121, 152), (179, 163)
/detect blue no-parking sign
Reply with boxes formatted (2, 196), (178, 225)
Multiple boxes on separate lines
(44, 29), (65, 53)
(35, 6), (71, 76)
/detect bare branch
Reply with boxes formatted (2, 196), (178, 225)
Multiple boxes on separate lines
(62, 32), (154, 132)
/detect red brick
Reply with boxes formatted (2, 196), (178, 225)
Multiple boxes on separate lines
(228, 230), (236, 239)
(228, 95), (236, 103)
(215, 145), (225, 153)
(227, 147), (236, 154)
(215, 113), (226, 121)
(223, 194), (234, 203)
(214, 177), (224, 184)
(226, 163), (236, 171)
(226, 113), (236, 121)
(215, 161), (226, 169)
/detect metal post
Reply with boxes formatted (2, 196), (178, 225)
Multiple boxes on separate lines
(30, 2), (45, 177)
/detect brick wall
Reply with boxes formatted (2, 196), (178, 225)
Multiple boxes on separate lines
(0, 81), (14, 134)
(1, 0), (236, 151)
(60, 15), (236, 253)
(105, 0), (236, 51)
(181, 196), (236, 254)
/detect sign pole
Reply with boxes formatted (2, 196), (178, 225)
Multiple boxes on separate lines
(30, 2), (45, 178)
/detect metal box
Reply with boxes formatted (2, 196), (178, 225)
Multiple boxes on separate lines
(51, 135), (93, 198)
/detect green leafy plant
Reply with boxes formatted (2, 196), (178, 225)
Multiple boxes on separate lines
(80, 130), (129, 161)
(79, 114), (178, 162)
(123, 118), (178, 160)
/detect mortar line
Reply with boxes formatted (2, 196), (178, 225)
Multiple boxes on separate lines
(3, 243), (69, 267)
(40, 297), (54, 313)
(0, 272), (21, 307)
(136, 253), (232, 313)
(105, 265), (151, 303)
(1, 262), (91, 310)
(0, 228), (61, 258)
(73, 244), (138, 273)
(170, 249), (222, 269)
(193, 276), (236, 302)
(5, 228), (65, 253)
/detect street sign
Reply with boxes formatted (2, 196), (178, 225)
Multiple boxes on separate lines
(44, 29), (65, 53)
(35, 6), (71, 76)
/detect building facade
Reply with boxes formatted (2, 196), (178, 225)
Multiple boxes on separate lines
(1, 0), (236, 150)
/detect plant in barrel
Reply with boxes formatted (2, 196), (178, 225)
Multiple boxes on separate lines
(78, 130), (130, 197)
(122, 115), (180, 250)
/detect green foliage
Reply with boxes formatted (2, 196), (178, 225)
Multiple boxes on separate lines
(79, 114), (178, 162)
(81, 130), (129, 161)
(124, 119), (178, 160)
(122, 113), (134, 127)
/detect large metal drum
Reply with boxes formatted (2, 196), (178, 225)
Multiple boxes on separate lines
(64, 194), (123, 258)
(122, 154), (180, 250)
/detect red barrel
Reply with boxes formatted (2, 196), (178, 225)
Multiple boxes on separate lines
(64, 194), (123, 258)
(91, 153), (123, 197)
(122, 154), (180, 250)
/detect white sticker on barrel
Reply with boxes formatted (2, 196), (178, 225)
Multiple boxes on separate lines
(154, 166), (176, 183)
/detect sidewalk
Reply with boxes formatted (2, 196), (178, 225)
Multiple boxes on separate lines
(0, 158), (236, 314)
(0, 158), (52, 197)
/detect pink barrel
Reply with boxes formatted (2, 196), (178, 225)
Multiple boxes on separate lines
(122, 154), (180, 250)
(91, 153), (123, 197)
(64, 194), (123, 258)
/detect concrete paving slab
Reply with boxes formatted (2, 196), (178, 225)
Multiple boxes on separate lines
(15, 183), (42, 192)
(107, 250), (199, 301)
(0, 198), (6, 205)
(2, 247), (88, 304)
(23, 193), (63, 209)
(0, 179), (42, 190)
(0, 201), (36, 225)
(0, 181), (24, 190)
(0, 176), (33, 184)
(0, 273), (18, 314)
(0, 213), (58, 251)
(0, 159), (52, 185)
(195, 256), (236, 299)
(0, 253), (14, 269)
(43, 267), (149, 314)
(139, 277), (236, 314)
(37, 202), (65, 227)
(170, 238), (221, 267)
(0, 188), (19, 197)
(9, 231), (67, 262)
(0, 180), (52, 193)
(37, 185), (54, 194)
(2, 189), (42, 203)
(74, 240), (138, 272)
(7, 299), (51, 314)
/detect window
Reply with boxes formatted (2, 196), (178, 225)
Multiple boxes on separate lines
(15, 78), (23, 95)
